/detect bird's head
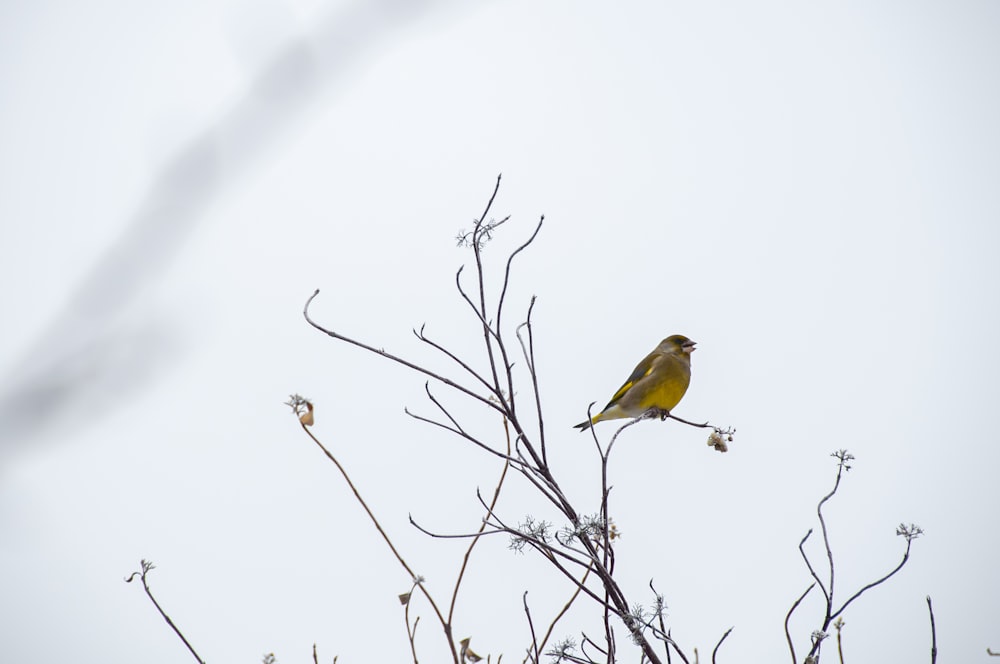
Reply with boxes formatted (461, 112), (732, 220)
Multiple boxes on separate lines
(661, 334), (696, 355)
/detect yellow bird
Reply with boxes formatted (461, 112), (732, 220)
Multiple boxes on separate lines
(574, 335), (696, 431)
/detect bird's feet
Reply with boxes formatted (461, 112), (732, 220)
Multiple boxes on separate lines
(643, 408), (671, 421)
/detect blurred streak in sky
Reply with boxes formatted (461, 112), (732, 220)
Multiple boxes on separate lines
(0, 0), (459, 460)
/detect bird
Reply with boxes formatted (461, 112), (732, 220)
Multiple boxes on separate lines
(459, 637), (483, 662)
(574, 334), (696, 431)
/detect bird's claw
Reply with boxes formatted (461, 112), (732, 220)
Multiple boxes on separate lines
(643, 408), (671, 421)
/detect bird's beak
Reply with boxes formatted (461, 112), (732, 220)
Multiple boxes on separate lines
(684, 341), (697, 353)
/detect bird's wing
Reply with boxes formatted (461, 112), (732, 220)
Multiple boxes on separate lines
(603, 350), (661, 408)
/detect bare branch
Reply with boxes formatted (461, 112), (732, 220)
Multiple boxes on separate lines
(711, 627), (734, 664)
(926, 596), (937, 664)
(403, 405), (524, 468)
(830, 533), (918, 620)
(296, 419), (457, 664)
(447, 417), (512, 627)
(303, 289), (502, 416)
(523, 592), (541, 664)
(816, 452), (852, 627)
(125, 560), (206, 664)
(497, 216), (543, 343)
(529, 565), (594, 663)
(797, 530), (830, 605)
(784, 583), (815, 664)
(515, 298), (546, 464)
(413, 324), (497, 395)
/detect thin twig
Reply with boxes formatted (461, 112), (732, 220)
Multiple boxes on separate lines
(304, 290), (502, 416)
(816, 458), (849, 628)
(414, 324), (497, 395)
(298, 422), (457, 664)
(447, 417), (513, 626)
(830, 536), (915, 620)
(469, 177), (506, 408)
(926, 596), (937, 664)
(125, 561), (206, 664)
(835, 617), (845, 664)
(798, 530), (830, 604)
(405, 610), (420, 664)
(515, 298), (546, 465)
(523, 591), (541, 664)
(403, 406), (523, 467)
(528, 564), (594, 663)
(711, 627), (733, 664)
(494, 215), (545, 424)
(496, 216), (543, 352)
(784, 583), (815, 664)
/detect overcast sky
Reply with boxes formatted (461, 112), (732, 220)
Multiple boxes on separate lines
(2, 1), (999, 662)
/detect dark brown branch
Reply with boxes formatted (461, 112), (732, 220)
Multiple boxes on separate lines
(926, 596), (937, 664)
(423, 381), (468, 434)
(299, 422), (457, 664)
(711, 627), (734, 664)
(515, 298), (546, 464)
(784, 583), (815, 664)
(816, 456), (849, 628)
(454, 265), (507, 354)
(473, 496), (596, 576)
(403, 591), (421, 664)
(528, 565), (594, 663)
(493, 215), (545, 425)
(663, 413), (713, 428)
(798, 530), (830, 604)
(496, 216), (543, 352)
(403, 406), (524, 468)
(408, 515), (506, 541)
(413, 324), (497, 395)
(835, 617), (845, 664)
(830, 536), (915, 620)
(648, 581), (689, 664)
(447, 419), (512, 627)
(468, 177), (508, 407)
(582, 633), (608, 659)
(125, 561), (206, 664)
(304, 289), (502, 416)
(523, 591), (541, 664)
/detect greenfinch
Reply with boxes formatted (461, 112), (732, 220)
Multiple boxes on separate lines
(574, 335), (696, 431)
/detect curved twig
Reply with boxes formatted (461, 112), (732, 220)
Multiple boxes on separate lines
(413, 324), (497, 395)
(447, 417), (513, 627)
(785, 583), (815, 664)
(816, 461), (847, 626)
(497, 215), (543, 344)
(926, 596), (937, 664)
(528, 564), (594, 663)
(830, 537), (916, 620)
(523, 591), (541, 664)
(515, 298), (546, 463)
(711, 627), (734, 664)
(403, 406), (524, 468)
(299, 421), (457, 664)
(125, 561), (206, 664)
(798, 530), (830, 604)
(304, 289), (502, 415)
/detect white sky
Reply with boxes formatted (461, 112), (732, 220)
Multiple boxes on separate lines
(2, 1), (999, 662)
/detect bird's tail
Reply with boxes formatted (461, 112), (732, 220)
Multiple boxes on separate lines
(573, 419), (593, 432)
